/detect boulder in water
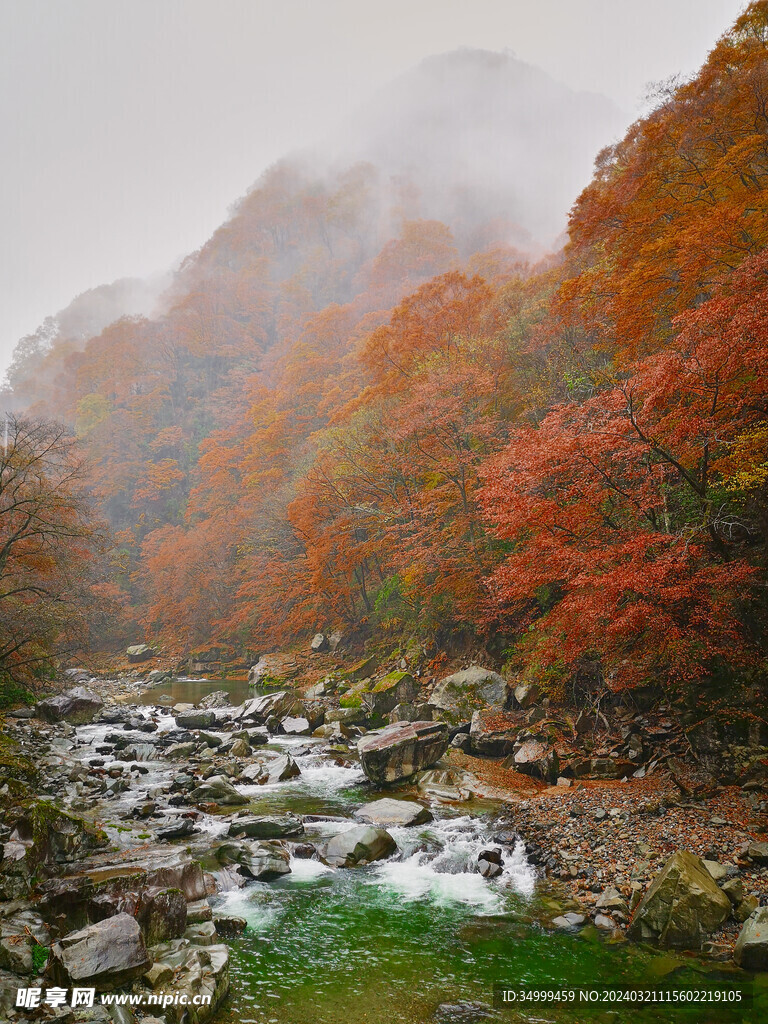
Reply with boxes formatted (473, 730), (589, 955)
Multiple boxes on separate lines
(191, 775), (249, 806)
(216, 840), (291, 880)
(175, 709), (216, 730)
(324, 825), (397, 867)
(227, 814), (304, 839)
(357, 720), (449, 784)
(353, 798), (432, 827)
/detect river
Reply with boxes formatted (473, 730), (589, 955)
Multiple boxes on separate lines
(69, 678), (764, 1024)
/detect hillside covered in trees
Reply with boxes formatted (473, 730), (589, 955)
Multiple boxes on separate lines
(3, 3), (767, 704)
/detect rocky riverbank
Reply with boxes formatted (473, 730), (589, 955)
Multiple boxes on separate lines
(2, 655), (768, 1022)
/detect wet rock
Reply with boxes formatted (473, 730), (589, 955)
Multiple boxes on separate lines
(227, 814), (304, 839)
(280, 716), (311, 735)
(199, 690), (230, 709)
(50, 913), (150, 988)
(477, 848), (503, 878)
(628, 851), (732, 948)
(157, 817), (198, 841)
(166, 741), (198, 759)
(434, 1001), (494, 1023)
(135, 886), (188, 945)
(191, 775), (249, 806)
(734, 906), (768, 970)
(429, 666), (507, 724)
(232, 690), (300, 724)
(358, 720), (449, 784)
(213, 915), (247, 935)
(469, 706), (518, 756)
(237, 762), (267, 784)
(216, 840), (291, 880)
(147, 940), (229, 1023)
(264, 753), (301, 783)
(36, 687), (104, 725)
(353, 797), (432, 827)
(175, 709), (216, 730)
(325, 825), (397, 867)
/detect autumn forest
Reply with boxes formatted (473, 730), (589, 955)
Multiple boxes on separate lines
(2, 2), (768, 711)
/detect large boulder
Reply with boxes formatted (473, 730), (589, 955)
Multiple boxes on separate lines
(512, 738), (559, 783)
(231, 690), (300, 724)
(227, 814), (304, 839)
(174, 709), (216, 730)
(627, 851), (732, 948)
(216, 841), (291, 880)
(469, 707), (518, 757)
(248, 654), (299, 685)
(190, 775), (249, 806)
(353, 798), (432, 827)
(126, 644), (155, 663)
(734, 906), (768, 970)
(357, 721), (449, 784)
(363, 671), (419, 715)
(263, 753), (301, 783)
(429, 666), (507, 724)
(36, 687), (103, 725)
(148, 941), (229, 1024)
(324, 825), (397, 867)
(50, 913), (150, 988)
(134, 886), (188, 945)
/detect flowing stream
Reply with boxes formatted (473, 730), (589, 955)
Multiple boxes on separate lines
(73, 679), (760, 1024)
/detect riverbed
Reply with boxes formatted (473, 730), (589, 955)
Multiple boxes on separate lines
(66, 682), (765, 1024)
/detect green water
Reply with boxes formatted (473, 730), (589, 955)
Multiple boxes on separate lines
(134, 686), (767, 1024)
(138, 675), (252, 707)
(217, 866), (765, 1024)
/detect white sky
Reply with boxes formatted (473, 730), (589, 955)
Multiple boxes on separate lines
(0, 0), (747, 373)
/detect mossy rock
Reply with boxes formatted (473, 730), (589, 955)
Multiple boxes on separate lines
(0, 733), (39, 788)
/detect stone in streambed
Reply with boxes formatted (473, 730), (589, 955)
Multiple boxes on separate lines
(264, 753), (301, 783)
(227, 814), (304, 839)
(627, 851), (731, 948)
(190, 775), (249, 806)
(734, 906), (768, 970)
(175, 709), (217, 729)
(324, 825), (397, 867)
(50, 913), (150, 988)
(357, 720), (449, 784)
(215, 840), (291, 880)
(36, 686), (103, 725)
(353, 797), (432, 827)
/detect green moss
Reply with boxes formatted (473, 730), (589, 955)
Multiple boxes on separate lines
(339, 693), (363, 708)
(31, 943), (49, 974)
(0, 733), (39, 787)
(372, 670), (413, 692)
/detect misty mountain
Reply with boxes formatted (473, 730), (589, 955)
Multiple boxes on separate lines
(328, 48), (626, 247)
